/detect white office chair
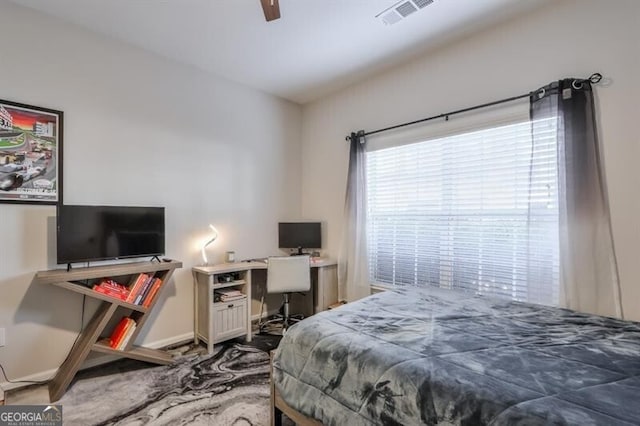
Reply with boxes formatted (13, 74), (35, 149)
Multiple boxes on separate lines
(260, 255), (311, 334)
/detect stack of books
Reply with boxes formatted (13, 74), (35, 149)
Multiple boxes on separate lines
(214, 289), (246, 303)
(109, 317), (137, 349)
(92, 274), (163, 307)
(126, 273), (164, 307)
(92, 279), (129, 301)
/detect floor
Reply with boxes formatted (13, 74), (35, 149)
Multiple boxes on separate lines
(6, 333), (282, 402)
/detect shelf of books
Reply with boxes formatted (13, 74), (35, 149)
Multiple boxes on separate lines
(91, 272), (165, 309)
(34, 260), (182, 402)
(92, 315), (172, 364)
(92, 339), (172, 364)
(214, 288), (247, 305)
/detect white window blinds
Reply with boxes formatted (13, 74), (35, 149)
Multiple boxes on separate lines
(366, 118), (559, 306)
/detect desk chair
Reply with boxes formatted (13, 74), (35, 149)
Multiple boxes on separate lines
(260, 255), (311, 334)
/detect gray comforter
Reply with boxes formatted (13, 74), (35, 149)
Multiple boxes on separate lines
(273, 286), (640, 425)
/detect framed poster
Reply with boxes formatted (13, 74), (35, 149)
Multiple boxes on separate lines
(0, 99), (63, 204)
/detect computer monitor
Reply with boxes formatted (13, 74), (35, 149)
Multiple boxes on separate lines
(278, 222), (321, 255)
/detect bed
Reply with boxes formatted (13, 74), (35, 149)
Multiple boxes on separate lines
(270, 285), (640, 425)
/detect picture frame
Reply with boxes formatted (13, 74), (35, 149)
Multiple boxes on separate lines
(0, 99), (63, 205)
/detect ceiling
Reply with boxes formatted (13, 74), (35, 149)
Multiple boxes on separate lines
(14, 0), (549, 104)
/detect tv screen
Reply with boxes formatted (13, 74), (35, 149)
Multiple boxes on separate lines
(278, 222), (321, 251)
(57, 205), (165, 264)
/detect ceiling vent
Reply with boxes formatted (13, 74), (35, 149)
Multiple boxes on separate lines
(377, 0), (434, 25)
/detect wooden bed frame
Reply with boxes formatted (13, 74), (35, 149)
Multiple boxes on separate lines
(270, 351), (322, 426)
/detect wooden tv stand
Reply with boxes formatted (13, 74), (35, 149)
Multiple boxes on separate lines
(34, 259), (182, 402)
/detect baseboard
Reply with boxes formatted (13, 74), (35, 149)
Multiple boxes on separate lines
(0, 366), (59, 393)
(370, 285), (389, 294)
(146, 332), (194, 350)
(0, 332), (195, 393)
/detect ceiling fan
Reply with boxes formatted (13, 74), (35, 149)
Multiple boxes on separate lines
(260, 0), (281, 22)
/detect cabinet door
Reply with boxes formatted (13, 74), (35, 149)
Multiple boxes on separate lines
(212, 299), (247, 343)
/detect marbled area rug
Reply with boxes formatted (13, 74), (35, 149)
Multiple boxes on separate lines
(58, 342), (276, 426)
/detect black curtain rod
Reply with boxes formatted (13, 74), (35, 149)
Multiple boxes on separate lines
(346, 73), (602, 142)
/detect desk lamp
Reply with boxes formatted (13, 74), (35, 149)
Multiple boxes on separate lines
(201, 224), (218, 265)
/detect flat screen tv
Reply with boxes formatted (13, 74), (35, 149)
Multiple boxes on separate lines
(57, 205), (165, 264)
(278, 222), (321, 255)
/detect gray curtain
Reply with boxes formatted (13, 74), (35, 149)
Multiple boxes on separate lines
(530, 79), (623, 318)
(338, 131), (370, 302)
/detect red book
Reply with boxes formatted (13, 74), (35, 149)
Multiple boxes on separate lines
(142, 278), (163, 307)
(126, 274), (148, 303)
(96, 285), (128, 298)
(114, 318), (135, 349)
(109, 317), (130, 348)
(98, 279), (129, 294)
(117, 321), (137, 350)
(93, 285), (128, 301)
(124, 275), (141, 302)
(100, 285), (128, 295)
(134, 275), (154, 305)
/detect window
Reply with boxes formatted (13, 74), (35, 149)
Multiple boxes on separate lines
(366, 118), (559, 306)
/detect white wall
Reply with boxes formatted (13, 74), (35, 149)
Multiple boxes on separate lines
(0, 0), (302, 383)
(301, 0), (640, 319)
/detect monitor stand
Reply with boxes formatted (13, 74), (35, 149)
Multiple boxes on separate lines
(290, 247), (307, 256)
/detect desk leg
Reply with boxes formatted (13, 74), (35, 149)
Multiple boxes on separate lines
(192, 271), (199, 346)
(316, 267), (324, 314)
(314, 265), (338, 313)
(308, 268), (318, 315)
(246, 270), (253, 342)
(208, 275), (214, 353)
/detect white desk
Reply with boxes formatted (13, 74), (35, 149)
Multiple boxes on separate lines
(192, 258), (337, 353)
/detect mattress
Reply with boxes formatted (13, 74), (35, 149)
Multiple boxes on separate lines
(273, 286), (640, 425)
